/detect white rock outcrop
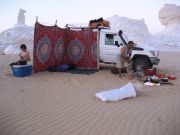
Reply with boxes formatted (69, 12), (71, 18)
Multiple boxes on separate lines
(17, 9), (26, 25)
(107, 15), (153, 44)
(1, 6), (180, 54)
(0, 9), (33, 54)
(159, 4), (180, 30)
(154, 4), (180, 51)
(107, 12), (180, 52)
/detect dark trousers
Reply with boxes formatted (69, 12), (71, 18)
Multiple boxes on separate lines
(10, 60), (27, 67)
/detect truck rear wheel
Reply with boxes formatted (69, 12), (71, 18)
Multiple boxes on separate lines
(132, 56), (152, 71)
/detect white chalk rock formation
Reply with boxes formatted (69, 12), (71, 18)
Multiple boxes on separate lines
(107, 14), (180, 52)
(107, 15), (153, 44)
(153, 4), (180, 51)
(17, 9), (26, 25)
(0, 9), (33, 54)
(159, 4), (180, 30)
(1, 7), (180, 54)
(107, 15), (152, 43)
(0, 25), (34, 54)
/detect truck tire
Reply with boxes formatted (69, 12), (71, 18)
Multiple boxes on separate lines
(132, 56), (152, 71)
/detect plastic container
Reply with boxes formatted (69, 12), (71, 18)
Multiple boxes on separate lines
(12, 65), (32, 77)
(156, 73), (166, 79)
(143, 68), (156, 76)
(168, 75), (176, 80)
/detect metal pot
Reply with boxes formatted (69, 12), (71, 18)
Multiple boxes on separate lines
(150, 76), (160, 84)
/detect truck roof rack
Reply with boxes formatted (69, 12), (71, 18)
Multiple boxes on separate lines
(65, 24), (110, 31)
(65, 24), (90, 30)
(97, 26), (110, 29)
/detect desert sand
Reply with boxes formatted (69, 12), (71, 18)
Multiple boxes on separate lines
(0, 52), (180, 135)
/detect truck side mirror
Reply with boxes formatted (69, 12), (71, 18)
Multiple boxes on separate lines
(115, 41), (119, 47)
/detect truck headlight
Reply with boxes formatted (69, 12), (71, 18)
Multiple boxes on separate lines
(157, 51), (159, 57)
(149, 51), (156, 56)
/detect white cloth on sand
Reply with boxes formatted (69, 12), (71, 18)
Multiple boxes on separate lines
(95, 82), (137, 102)
(144, 82), (160, 87)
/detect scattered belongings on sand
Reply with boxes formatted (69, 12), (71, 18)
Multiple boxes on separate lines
(142, 67), (176, 86)
(144, 75), (174, 86)
(111, 66), (176, 86)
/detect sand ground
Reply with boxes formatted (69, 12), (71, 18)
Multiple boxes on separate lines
(0, 52), (180, 135)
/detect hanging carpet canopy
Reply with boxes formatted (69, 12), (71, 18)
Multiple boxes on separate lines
(33, 22), (98, 72)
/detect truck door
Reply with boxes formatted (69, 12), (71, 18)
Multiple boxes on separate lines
(103, 34), (123, 63)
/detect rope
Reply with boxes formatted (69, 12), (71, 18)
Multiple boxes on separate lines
(38, 21), (55, 26)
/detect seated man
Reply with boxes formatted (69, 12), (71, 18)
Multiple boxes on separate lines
(10, 44), (31, 67)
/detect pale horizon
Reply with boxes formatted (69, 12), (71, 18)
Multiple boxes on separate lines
(0, 0), (180, 34)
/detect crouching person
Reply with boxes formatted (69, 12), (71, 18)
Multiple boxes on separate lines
(116, 41), (134, 79)
(10, 44), (31, 68)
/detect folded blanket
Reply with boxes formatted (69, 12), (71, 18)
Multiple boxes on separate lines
(95, 82), (137, 102)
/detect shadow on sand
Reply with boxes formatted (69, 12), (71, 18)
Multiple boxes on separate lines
(66, 69), (99, 75)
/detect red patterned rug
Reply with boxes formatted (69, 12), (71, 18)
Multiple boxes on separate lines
(33, 22), (98, 72)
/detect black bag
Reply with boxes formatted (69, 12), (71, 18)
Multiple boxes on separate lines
(111, 67), (119, 74)
(47, 66), (58, 72)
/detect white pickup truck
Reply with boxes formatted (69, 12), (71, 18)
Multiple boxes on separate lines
(96, 28), (160, 70)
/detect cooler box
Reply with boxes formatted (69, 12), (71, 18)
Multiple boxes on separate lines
(12, 65), (33, 77)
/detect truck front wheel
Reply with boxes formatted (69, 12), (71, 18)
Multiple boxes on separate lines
(132, 56), (152, 71)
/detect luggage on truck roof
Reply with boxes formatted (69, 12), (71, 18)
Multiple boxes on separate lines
(89, 18), (110, 29)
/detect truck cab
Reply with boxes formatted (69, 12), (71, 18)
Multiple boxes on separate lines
(98, 28), (160, 70)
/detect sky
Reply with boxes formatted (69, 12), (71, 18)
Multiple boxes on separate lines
(0, 0), (180, 34)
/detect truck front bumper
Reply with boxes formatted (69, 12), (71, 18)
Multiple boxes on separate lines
(150, 57), (160, 65)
